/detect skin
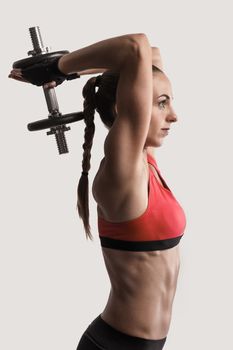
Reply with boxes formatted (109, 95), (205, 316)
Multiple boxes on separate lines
(8, 46), (163, 89)
(112, 71), (178, 158)
(144, 71), (178, 157)
(92, 73), (181, 339)
(9, 63), (181, 340)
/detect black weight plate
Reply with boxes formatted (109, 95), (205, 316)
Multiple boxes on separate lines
(13, 50), (69, 69)
(27, 112), (84, 131)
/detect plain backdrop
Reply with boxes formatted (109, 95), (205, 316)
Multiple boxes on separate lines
(1, 1), (232, 349)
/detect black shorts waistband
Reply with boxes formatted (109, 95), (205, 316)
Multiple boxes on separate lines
(85, 314), (167, 350)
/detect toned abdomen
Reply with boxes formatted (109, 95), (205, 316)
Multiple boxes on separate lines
(100, 245), (180, 340)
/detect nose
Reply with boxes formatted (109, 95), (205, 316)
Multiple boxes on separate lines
(167, 109), (178, 123)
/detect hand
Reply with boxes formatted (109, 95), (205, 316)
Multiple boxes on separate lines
(8, 68), (57, 89)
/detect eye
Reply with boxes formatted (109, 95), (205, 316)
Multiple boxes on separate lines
(158, 100), (167, 109)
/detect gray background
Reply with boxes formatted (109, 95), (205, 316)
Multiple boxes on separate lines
(1, 0), (232, 349)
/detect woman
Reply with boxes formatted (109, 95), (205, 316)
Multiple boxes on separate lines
(9, 33), (186, 350)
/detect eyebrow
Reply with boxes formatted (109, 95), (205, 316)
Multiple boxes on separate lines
(157, 94), (174, 100)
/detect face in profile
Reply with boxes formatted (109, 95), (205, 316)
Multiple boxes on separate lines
(111, 71), (178, 148)
(145, 72), (178, 148)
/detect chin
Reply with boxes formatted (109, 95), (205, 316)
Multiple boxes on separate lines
(146, 139), (163, 148)
(154, 143), (163, 148)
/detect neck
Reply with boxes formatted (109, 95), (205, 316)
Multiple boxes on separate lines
(144, 146), (155, 159)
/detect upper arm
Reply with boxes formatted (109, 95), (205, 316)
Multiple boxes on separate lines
(103, 34), (153, 184)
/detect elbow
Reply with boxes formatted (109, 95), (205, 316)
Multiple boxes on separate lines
(119, 33), (151, 68)
(128, 33), (151, 57)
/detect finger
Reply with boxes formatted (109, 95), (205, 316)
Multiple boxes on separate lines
(9, 70), (28, 82)
(10, 69), (22, 75)
(14, 72), (23, 78)
(9, 75), (23, 82)
(9, 71), (23, 78)
(8, 74), (29, 83)
(12, 68), (22, 73)
(43, 81), (56, 89)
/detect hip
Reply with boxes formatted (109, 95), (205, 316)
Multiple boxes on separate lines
(76, 314), (167, 350)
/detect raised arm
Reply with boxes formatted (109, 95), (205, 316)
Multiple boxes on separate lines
(59, 34), (154, 179)
(58, 34), (143, 75)
(9, 38), (162, 87)
(71, 47), (163, 76)
(9, 33), (143, 87)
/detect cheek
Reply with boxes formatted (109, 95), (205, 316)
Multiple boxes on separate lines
(150, 112), (161, 131)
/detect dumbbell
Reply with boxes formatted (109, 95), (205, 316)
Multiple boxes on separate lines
(12, 26), (84, 155)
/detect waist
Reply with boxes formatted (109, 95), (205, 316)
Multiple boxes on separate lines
(101, 290), (172, 339)
(101, 247), (180, 339)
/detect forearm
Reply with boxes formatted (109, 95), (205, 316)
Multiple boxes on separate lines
(76, 47), (163, 76)
(77, 68), (108, 76)
(58, 34), (144, 75)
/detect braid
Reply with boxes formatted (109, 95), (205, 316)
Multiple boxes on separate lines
(76, 76), (100, 240)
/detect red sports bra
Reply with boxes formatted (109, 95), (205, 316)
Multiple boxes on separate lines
(98, 153), (186, 251)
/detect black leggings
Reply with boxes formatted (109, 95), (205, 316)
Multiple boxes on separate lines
(76, 314), (167, 350)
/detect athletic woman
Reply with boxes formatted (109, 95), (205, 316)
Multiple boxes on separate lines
(9, 33), (186, 350)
